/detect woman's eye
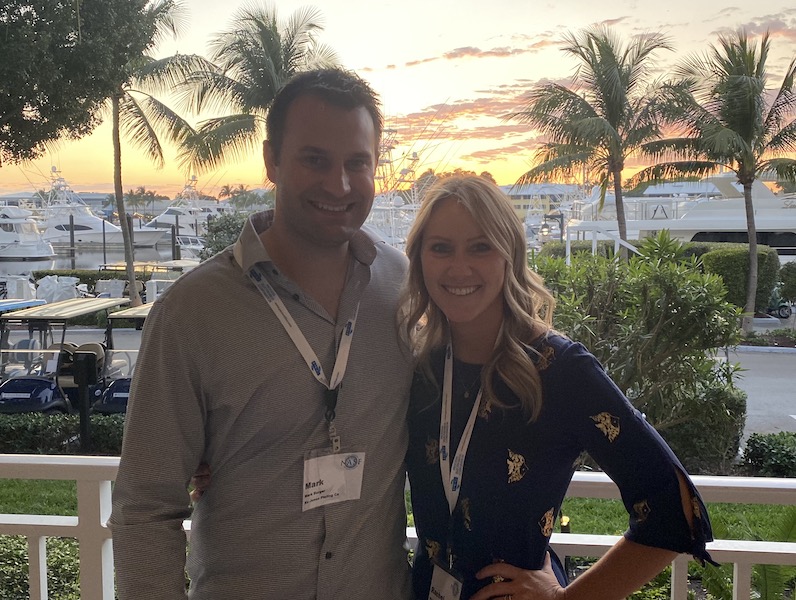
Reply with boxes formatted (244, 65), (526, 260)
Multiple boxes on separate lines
(428, 242), (451, 253)
(471, 242), (492, 253)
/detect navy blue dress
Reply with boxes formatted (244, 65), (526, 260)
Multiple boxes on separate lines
(406, 334), (714, 599)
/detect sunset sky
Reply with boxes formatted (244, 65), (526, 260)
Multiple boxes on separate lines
(3, 0), (796, 198)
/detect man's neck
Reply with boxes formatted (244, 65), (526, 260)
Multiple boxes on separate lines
(260, 226), (352, 319)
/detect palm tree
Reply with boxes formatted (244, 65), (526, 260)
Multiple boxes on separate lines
(107, 1), (211, 305)
(631, 30), (796, 333)
(508, 25), (672, 257)
(218, 184), (234, 199)
(177, 3), (338, 172)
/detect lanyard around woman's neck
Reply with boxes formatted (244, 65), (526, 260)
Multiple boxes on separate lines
(248, 265), (359, 451)
(439, 343), (482, 515)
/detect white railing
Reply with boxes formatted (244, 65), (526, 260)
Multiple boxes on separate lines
(1, 454), (795, 600)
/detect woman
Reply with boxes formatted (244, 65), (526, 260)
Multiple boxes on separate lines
(400, 175), (714, 600)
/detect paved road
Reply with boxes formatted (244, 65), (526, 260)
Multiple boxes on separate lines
(731, 348), (796, 443)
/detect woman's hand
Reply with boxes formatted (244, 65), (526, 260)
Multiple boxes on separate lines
(469, 554), (566, 600)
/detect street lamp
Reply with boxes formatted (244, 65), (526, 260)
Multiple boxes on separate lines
(543, 212), (565, 242)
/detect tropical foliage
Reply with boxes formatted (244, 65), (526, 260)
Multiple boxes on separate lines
(533, 232), (744, 473)
(631, 30), (796, 331)
(199, 212), (249, 260)
(218, 183), (274, 209)
(0, 0), (157, 165)
(508, 25), (672, 252)
(177, 3), (338, 172)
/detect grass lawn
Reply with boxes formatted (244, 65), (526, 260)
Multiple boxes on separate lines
(0, 480), (77, 515)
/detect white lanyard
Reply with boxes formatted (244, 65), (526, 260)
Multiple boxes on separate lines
(439, 343), (482, 515)
(248, 266), (359, 450)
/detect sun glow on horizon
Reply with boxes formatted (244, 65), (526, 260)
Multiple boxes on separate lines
(2, 1), (796, 197)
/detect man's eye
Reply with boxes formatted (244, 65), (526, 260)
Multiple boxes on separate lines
(346, 159), (370, 171)
(302, 155), (326, 168)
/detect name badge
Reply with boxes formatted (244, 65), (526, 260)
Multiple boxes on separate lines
(428, 562), (463, 600)
(302, 449), (365, 511)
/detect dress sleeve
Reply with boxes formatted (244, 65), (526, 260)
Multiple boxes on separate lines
(552, 342), (715, 565)
(109, 299), (206, 599)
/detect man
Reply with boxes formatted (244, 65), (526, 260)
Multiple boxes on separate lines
(110, 69), (414, 599)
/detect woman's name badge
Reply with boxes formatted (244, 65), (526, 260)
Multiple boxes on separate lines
(429, 562), (463, 600)
(302, 449), (365, 511)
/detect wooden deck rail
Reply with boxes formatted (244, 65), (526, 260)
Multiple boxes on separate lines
(1, 455), (795, 600)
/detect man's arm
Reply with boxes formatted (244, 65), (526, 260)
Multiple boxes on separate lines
(109, 300), (206, 599)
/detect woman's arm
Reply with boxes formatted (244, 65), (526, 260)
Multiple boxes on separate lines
(470, 538), (676, 600)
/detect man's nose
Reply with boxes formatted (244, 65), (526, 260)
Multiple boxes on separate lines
(322, 164), (351, 197)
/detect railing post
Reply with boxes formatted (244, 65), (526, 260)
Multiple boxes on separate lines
(28, 535), (47, 600)
(670, 555), (689, 600)
(732, 562), (752, 600)
(77, 479), (115, 599)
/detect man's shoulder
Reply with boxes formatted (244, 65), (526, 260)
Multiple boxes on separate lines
(155, 248), (240, 307)
(360, 225), (408, 271)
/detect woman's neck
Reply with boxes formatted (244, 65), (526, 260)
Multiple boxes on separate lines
(449, 318), (502, 365)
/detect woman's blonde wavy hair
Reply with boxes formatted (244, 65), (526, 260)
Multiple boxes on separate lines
(399, 175), (556, 421)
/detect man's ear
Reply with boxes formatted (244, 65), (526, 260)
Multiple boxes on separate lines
(263, 140), (278, 185)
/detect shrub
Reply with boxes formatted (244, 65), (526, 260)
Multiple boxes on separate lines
(781, 261), (796, 303)
(661, 384), (747, 474)
(0, 536), (79, 599)
(533, 232), (745, 471)
(0, 414), (123, 455)
(701, 246), (780, 311)
(200, 212), (247, 260)
(743, 432), (796, 477)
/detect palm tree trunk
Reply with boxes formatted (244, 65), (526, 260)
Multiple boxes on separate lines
(111, 93), (142, 307)
(613, 168), (629, 261)
(742, 182), (758, 334)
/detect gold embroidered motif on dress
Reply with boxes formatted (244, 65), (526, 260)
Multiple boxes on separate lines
(591, 412), (621, 442)
(539, 507), (555, 537)
(426, 539), (442, 562)
(425, 437), (439, 465)
(634, 499), (651, 523)
(460, 497), (472, 531)
(478, 396), (493, 420)
(691, 496), (701, 519)
(535, 344), (556, 371)
(507, 449), (528, 483)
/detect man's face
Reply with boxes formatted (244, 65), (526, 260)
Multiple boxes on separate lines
(264, 94), (378, 249)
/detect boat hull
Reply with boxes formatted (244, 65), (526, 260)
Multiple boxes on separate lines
(45, 229), (166, 248)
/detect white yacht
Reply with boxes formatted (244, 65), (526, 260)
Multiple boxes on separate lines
(39, 170), (166, 248)
(566, 177), (796, 253)
(0, 206), (56, 261)
(136, 176), (231, 238)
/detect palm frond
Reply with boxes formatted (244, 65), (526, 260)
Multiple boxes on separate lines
(178, 113), (263, 173)
(759, 158), (796, 183)
(627, 161), (726, 188)
(118, 93), (167, 168)
(132, 54), (216, 98)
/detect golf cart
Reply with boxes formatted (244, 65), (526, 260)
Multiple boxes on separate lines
(0, 297), (130, 414)
(91, 302), (152, 414)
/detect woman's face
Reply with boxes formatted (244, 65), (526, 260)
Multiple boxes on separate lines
(420, 196), (507, 336)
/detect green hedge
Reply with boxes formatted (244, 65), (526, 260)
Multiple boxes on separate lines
(31, 268), (153, 291)
(0, 413), (123, 455)
(781, 261), (796, 303)
(700, 246), (780, 311)
(743, 432), (796, 477)
(0, 537), (80, 599)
